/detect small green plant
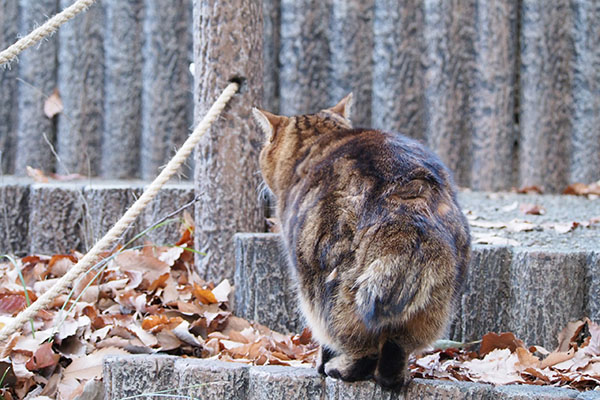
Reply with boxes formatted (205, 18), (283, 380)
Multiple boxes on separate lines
(2, 254), (35, 337)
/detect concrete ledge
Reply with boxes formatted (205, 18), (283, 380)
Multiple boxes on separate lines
(0, 178), (194, 256)
(233, 191), (599, 347)
(104, 355), (599, 399)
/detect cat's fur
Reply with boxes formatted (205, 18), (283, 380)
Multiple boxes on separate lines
(253, 94), (471, 389)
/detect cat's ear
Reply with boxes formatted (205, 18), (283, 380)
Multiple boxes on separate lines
(328, 93), (353, 120)
(252, 108), (285, 142)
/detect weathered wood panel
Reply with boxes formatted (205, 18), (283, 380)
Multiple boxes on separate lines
(328, 0), (374, 128)
(371, 0), (425, 139)
(56, 0), (105, 175)
(262, 0), (281, 113)
(518, 1), (573, 192)
(140, 0), (192, 180)
(102, 0), (143, 178)
(569, 0), (600, 185)
(470, 0), (518, 190)
(0, 2), (19, 175)
(14, 0), (59, 175)
(422, 0), (476, 187)
(278, 0), (331, 115)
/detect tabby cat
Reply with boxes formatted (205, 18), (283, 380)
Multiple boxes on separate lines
(253, 94), (471, 389)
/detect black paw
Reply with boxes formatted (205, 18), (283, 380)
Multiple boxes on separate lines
(317, 363), (326, 375)
(375, 373), (410, 392)
(325, 367), (343, 380)
(318, 346), (335, 375)
(324, 355), (377, 382)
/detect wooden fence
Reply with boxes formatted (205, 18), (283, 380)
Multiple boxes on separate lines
(1, 0), (598, 192)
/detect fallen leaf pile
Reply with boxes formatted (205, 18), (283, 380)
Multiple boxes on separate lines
(411, 319), (600, 391)
(1, 223), (599, 399)
(0, 226), (317, 400)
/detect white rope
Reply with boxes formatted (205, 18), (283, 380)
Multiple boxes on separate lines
(0, 0), (97, 67)
(0, 82), (239, 343)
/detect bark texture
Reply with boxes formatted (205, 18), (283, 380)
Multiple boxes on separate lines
(193, 0), (265, 281)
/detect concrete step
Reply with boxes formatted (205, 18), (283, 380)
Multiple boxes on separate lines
(1, 178), (598, 347)
(234, 191), (600, 349)
(0, 177), (194, 256)
(103, 355), (599, 399)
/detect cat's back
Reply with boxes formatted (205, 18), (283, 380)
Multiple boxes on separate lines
(288, 126), (469, 276)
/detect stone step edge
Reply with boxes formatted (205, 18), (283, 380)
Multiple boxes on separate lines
(233, 232), (599, 349)
(0, 177), (194, 255)
(103, 355), (599, 400)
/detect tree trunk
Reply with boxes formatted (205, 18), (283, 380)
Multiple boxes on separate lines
(193, 0), (264, 282)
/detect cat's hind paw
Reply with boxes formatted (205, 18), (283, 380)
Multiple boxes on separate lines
(375, 372), (410, 392)
(324, 354), (377, 382)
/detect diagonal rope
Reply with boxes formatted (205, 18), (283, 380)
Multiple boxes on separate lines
(0, 0), (97, 67)
(0, 82), (239, 343)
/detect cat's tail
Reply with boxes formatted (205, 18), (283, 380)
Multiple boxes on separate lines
(353, 254), (442, 331)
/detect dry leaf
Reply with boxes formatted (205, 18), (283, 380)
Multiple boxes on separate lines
(515, 347), (540, 370)
(26, 166), (49, 183)
(25, 343), (60, 371)
(479, 332), (525, 357)
(550, 222), (579, 234)
(556, 320), (586, 352)
(212, 279), (232, 303)
(540, 349), (575, 369)
(472, 233), (520, 247)
(463, 349), (525, 385)
(584, 319), (600, 356)
(519, 203), (546, 215)
(63, 347), (129, 382)
(44, 89), (63, 118)
(193, 285), (218, 304)
(564, 182), (600, 196)
(515, 185), (544, 194)
(506, 219), (536, 233)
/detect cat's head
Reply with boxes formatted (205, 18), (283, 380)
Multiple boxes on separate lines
(252, 94), (353, 194)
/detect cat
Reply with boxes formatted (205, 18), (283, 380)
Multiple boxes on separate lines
(252, 94), (471, 389)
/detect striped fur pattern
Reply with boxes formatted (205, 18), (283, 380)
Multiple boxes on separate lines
(253, 94), (471, 389)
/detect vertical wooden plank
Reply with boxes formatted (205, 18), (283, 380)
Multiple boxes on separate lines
(279, 0), (330, 115)
(519, 1), (573, 192)
(470, 0), (518, 191)
(14, 0), (59, 175)
(102, 0), (143, 179)
(372, 0), (425, 139)
(422, 0), (476, 187)
(194, 0), (264, 281)
(262, 0), (281, 113)
(56, 0), (105, 176)
(328, 0), (374, 128)
(141, 0), (191, 180)
(569, 0), (600, 185)
(0, 2), (19, 174)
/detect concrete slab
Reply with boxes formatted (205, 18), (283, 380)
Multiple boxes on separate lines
(103, 356), (587, 400)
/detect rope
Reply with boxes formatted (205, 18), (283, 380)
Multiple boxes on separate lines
(0, 82), (239, 343)
(0, 0), (97, 67)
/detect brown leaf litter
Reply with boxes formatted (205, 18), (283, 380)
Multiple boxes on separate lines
(1, 224), (599, 399)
